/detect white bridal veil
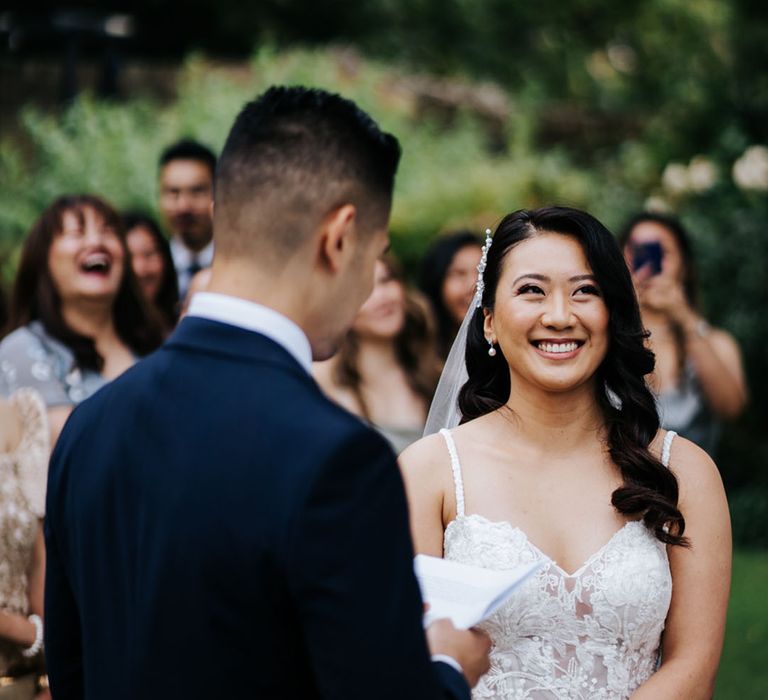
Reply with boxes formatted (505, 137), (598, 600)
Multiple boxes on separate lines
(423, 229), (493, 436)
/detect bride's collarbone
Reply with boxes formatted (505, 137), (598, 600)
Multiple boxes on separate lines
(455, 451), (628, 568)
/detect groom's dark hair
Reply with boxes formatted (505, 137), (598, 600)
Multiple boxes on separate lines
(214, 86), (401, 261)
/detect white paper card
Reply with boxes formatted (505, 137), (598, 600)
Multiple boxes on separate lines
(414, 554), (542, 630)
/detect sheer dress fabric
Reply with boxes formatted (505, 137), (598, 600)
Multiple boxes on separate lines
(0, 389), (49, 675)
(440, 429), (676, 699)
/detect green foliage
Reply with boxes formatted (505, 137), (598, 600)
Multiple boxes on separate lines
(0, 47), (611, 260)
(729, 490), (768, 550)
(717, 550), (768, 697)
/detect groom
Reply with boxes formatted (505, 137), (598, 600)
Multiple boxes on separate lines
(44, 87), (490, 698)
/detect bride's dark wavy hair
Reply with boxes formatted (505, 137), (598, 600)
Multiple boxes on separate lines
(459, 206), (687, 546)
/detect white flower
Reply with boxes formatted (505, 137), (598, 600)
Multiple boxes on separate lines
(606, 42), (637, 74)
(644, 195), (671, 213)
(661, 163), (689, 194)
(733, 145), (768, 191)
(687, 155), (717, 192)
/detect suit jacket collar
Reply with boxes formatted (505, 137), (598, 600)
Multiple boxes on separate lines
(187, 293), (312, 372)
(165, 317), (313, 385)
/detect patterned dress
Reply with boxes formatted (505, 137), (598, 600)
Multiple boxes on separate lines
(0, 322), (110, 407)
(0, 389), (48, 675)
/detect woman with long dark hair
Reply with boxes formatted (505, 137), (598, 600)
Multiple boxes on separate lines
(619, 212), (746, 456)
(123, 211), (179, 335)
(420, 231), (482, 360)
(0, 195), (163, 446)
(401, 207), (730, 698)
(314, 256), (441, 453)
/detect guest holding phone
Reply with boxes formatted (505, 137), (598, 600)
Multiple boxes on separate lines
(620, 212), (747, 456)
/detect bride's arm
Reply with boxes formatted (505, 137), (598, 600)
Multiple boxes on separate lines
(630, 438), (731, 699)
(399, 434), (453, 557)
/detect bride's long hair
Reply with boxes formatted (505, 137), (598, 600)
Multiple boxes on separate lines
(459, 207), (687, 546)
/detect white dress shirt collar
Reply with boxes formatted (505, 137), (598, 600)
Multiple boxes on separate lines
(186, 292), (313, 373)
(170, 237), (215, 269)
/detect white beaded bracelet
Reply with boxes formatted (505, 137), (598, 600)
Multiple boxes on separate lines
(21, 614), (43, 658)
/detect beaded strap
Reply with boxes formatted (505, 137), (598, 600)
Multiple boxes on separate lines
(439, 429), (465, 517)
(661, 430), (677, 468)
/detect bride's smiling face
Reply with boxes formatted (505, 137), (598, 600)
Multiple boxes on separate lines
(484, 232), (609, 394)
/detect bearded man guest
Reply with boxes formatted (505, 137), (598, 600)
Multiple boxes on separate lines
(158, 138), (216, 298)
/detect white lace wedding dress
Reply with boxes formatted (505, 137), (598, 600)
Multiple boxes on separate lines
(440, 428), (675, 699)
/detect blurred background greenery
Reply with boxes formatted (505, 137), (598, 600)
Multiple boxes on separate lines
(1, 2), (766, 692)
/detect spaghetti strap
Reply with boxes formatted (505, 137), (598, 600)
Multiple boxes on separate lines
(439, 428), (465, 517)
(661, 430), (677, 468)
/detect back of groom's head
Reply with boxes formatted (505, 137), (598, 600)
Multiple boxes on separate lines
(214, 86), (401, 263)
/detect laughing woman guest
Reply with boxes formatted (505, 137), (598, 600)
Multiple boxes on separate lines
(0, 195), (163, 446)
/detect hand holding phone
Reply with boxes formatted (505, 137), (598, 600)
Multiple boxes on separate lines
(632, 241), (663, 276)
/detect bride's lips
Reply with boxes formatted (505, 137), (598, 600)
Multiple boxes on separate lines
(530, 338), (585, 360)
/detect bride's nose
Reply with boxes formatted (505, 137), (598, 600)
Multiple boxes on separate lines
(540, 292), (573, 329)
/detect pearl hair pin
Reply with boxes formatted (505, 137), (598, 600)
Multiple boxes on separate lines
(475, 228), (493, 308)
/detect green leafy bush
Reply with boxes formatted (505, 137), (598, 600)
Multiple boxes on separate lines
(0, 47), (613, 261)
(730, 490), (768, 550)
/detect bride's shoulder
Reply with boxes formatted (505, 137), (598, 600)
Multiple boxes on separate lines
(399, 417), (489, 473)
(399, 431), (451, 473)
(649, 429), (715, 470)
(650, 430), (723, 505)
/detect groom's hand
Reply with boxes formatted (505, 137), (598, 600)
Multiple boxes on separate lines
(426, 619), (491, 687)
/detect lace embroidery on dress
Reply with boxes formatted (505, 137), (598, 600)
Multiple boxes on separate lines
(0, 388), (50, 674)
(439, 429), (674, 699)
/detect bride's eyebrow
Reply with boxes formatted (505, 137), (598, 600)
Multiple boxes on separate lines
(571, 274), (597, 282)
(512, 273), (548, 285)
(512, 273), (597, 285)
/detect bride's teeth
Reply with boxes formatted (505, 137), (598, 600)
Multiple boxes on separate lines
(538, 342), (578, 353)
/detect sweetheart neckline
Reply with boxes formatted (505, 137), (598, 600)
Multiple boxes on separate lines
(445, 514), (650, 578)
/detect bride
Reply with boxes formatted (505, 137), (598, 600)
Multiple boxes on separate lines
(400, 207), (731, 699)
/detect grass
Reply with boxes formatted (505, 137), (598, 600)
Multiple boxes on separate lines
(715, 549), (768, 698)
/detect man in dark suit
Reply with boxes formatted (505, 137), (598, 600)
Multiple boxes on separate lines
(44, 86), (490, 698)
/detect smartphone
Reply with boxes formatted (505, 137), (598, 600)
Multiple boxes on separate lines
(633, 241), (663, 275)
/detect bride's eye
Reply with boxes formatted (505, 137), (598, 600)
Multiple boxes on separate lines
(575, 284), (601, 297)
(517, 284), (544, 295)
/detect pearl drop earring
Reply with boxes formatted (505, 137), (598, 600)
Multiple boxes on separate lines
(487, 339), (497, 357)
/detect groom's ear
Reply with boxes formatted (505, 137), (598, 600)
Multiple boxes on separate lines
(316, 204), (357, 274)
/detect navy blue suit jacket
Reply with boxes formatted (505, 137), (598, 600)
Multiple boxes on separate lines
(45, 317), (470, 699)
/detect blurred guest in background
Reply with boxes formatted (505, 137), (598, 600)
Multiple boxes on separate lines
(620, 212), (747, 456)
(0, 389), (49, 699)
(0, 195), (163, 446)
(0, 282), (8, 338)
(315, 256), (441, 453)
(158, 139), (216, 298)
(420, 230), (482, 359)
(123, 211), (179, 335)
